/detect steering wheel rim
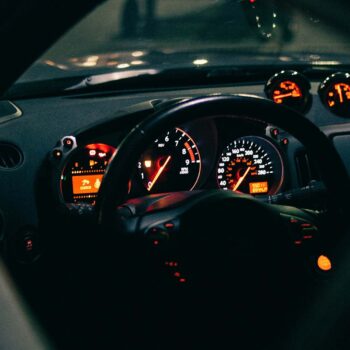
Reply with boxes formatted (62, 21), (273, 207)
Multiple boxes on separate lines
(97, 94), (350, 227)
(95, 94), (350, 349)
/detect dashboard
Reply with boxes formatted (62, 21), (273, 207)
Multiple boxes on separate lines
(55, 118), (286, 206)
(2, 67), (350, 252)
(47, 69), (350, 210)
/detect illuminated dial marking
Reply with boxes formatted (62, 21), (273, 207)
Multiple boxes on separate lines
(216, 136), (284, 195)
(319, 73), (350, 117)
(265, 71), (311, 113)
(138, 128), (201, 193)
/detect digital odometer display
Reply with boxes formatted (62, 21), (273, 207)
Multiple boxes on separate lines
(216, 136), (284, 195)
(138, 127), (201, 193)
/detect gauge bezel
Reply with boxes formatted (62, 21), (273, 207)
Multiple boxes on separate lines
(265, 70), (312, 113)
(137, 127), (202, 194)
(216, 135), (285, 195)
(318, 72), (350, 117)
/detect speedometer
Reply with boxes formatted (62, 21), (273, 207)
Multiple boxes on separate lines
(216, 136), (284, 195)
(138, 127), (201, 193)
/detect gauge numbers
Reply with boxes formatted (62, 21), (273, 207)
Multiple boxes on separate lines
(138, 127), (201, 193)
(217, 136), (284, 195)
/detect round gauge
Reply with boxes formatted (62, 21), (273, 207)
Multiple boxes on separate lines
(138, 127), (201, 193)
(61, 143), (116, 204)
(265, 70), (311, 113)
(318, 72), (350, 117)
(217, 136), (284, 195)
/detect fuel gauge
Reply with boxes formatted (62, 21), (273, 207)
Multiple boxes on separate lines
(265, 70), (312, 113)
(319, 73), (350, 117)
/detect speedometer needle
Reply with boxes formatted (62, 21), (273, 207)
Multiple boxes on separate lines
(233, 167), (251, 192)
(147, 156), (172, 191)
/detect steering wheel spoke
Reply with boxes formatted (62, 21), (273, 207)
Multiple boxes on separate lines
(94, 95), (350, 348)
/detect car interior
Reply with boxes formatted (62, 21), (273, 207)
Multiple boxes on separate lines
(1, 0), (350, 349)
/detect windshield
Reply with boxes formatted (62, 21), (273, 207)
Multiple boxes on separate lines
(19, 0), (350, 83)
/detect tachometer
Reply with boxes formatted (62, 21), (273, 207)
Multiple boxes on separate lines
(216, 136), (284, 195)
(138, 127), (201, 193)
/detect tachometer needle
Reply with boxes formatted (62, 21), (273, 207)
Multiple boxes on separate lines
(147, 155), (172, 191)
(233, 167), (251, 192)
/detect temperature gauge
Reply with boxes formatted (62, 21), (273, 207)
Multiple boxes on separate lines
(319, 73), (350, 117)
(265, 70), (312, 113)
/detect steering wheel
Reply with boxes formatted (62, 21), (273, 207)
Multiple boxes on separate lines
(96, 95), (350, 349)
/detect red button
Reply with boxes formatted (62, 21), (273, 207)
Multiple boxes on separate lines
(164, 222), (175, 229)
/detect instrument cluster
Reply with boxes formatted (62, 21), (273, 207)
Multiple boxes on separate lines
(52, 69), (350, 207)
(56, 117), (287, 206)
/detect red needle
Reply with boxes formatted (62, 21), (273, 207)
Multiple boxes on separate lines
(336, 84), (344, 103)
(232, 167), (251, 192)
(147, 156), (172, 191)
(273, 92), (301, 101)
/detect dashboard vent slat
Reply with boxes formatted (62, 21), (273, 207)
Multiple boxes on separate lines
(0, 144), (23, 169)
(295, 151), (320, 187)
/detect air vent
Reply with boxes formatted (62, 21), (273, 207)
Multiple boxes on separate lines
(295, 151), (320, 187)
(0, 144), (23, 169)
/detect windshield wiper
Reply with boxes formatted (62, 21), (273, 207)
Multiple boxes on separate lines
(65, 69), (160, 91)
(61, 65), (273, 95)
(6, 63), (350, 99)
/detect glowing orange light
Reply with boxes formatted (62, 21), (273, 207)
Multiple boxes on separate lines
(273, 81), (302, 104)
(72, 174), (103, 195)
(144, 160), (152, 168)
(233, 166), (251, 192)
(249, 181), (269, 194)
(147, 155), (172, 191)
(86, 143), (115, 154)
(317, 255), (332, 271)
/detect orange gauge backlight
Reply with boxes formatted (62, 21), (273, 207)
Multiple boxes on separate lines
(273, 80), (302, 104)
(249, 181), (269, 194)
(319, 73), (350, 117)
(61, 143), (116, 204)
(327, 83), (350, 107)
(138, 127), (201, 194)
(217, 136), (284, 196)
(265, 71), (311, 113)
(72, 174), (103, 195)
